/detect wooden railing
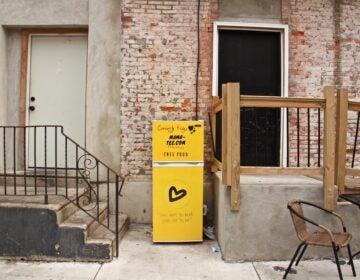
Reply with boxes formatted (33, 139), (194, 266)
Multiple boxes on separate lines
(211, 83), (338, 211)
(335, 90), (360, 194)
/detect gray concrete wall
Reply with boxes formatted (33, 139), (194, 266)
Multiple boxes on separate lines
(219, 0), (281, 22)
(6, 30), (21, 126)
(0, 0), (88, 125)
(86, 0), (122, 174)
(0, 0), (121, 176)
(214, 173), (360, 261)
(0, 0), (88, 26)
(0, 27), (7, 125)
(0, 27), (7, 171)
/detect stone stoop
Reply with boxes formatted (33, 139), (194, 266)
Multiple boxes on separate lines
(0, 192), (129, 262)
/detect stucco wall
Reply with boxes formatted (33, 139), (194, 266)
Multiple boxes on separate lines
(0, 27), (7, 125)
(86, 0), (122, 174)
(6, 30), (21, 126)
(0, 0), (88, 26)
(0, 0), (121, 175)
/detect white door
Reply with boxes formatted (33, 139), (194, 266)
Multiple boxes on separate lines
(27, 35), (87, 168)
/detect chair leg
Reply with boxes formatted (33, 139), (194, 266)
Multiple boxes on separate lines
(332, 242), (343, 280)
(283, 242), (304, 279)
(295, 244), (308, 266)
(347, 244), (356, 277)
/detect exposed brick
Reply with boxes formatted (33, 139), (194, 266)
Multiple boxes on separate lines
(282, 0), (360, 167)
(121, 0), (218, 178)
(121, 16), (132, 23)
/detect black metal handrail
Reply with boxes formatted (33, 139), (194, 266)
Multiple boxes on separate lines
(0, 125), (124, 257)
(213, 107), (324, 167)
(286, 108), (323, 168)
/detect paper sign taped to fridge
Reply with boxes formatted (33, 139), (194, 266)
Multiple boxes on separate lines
(152, 121), (204, 162)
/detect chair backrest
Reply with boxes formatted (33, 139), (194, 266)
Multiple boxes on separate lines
(288, 200), (309, 242)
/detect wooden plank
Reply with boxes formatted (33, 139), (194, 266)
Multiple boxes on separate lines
(240, 96), (325, 109)
(214, 103), (223, 113)
(21, 28), (88, 35)
(239, 167), (324, 176)
(213, 159), (222, 171)
(221, 84), (230, 184)
(17, 31), (31, 169)
(335, 88), (348, 194)
(227, 83), (241, 211)
(345, 168), (360, 177)
(348, 101), (360, 112)
(210, 97), (218, 172)
(19, 31), (30, 127)
(211, 163), (219, 173)
(212, 96), (221, 108)
(323, 86), (336, 210)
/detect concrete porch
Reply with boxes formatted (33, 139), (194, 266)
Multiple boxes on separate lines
(214, 173), (360, 262)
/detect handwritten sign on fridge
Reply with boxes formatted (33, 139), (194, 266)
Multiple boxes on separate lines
(152, 121), (204, 162)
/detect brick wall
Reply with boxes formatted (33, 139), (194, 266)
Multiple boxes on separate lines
(120, 0), (360, 175)
(282, 0), (336, 98)
(339, 0), (360, 99)
(282, 0), (360, 167)
(120, 0), (218, 179)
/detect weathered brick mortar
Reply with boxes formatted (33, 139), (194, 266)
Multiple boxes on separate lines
(282, 0), (360, 167)
(120, 0), (360, 176)
(120, 0), (218, 179)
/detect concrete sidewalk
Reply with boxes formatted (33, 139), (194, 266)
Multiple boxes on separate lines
(1, 224), (360, 280)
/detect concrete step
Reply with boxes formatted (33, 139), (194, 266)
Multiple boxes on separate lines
(0, 177), (88, 190)
(60, 202), (108, 237)
(0, 187), (86, 212)
(0, 169), (88, 189)
(0, 191), (128, 262)
(0, 185), (86, 195)
(88, 213), (129, 256)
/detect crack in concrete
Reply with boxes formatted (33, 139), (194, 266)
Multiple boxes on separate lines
(252, 262), (262, 280)
(93, 263), (103, 280)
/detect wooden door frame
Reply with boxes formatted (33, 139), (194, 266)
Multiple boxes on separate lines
(212, 21), (289, 166)
(17, 29), (87, 169)
(19, 28), (88, 128)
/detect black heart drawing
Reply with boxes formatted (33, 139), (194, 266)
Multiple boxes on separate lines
(188, 125), (194, 132)
(169, 186), (187, 202)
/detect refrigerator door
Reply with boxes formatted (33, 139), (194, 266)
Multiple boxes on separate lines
(153, 165), (203, 242)
(152, 121), (204, 162)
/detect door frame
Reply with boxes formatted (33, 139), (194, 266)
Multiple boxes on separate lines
(18, 29), (88, 169)
(212, 21), (289, 166)
(19, 28), (88, 129)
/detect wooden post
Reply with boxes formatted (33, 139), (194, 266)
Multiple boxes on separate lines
(323, 86), (336, 210)
(227, 83), (240, 211)
(222, 83), (241, 210)
(222, 84), (231, 185)
(211, 96), (220, 172)
(335, 88), (348, 194)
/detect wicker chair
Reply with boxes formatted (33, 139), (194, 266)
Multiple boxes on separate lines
(284, 200), (356, 280)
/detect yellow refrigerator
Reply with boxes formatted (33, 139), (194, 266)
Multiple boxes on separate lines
(152, 121), (204, 242)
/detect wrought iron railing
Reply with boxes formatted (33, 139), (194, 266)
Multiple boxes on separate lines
(0, 125), (124, 257)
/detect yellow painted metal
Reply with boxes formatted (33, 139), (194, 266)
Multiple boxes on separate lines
(152, 166), (203, 242)
(152, 120), (204, 242)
